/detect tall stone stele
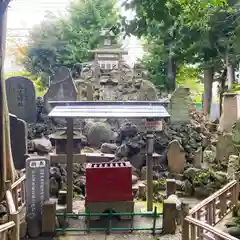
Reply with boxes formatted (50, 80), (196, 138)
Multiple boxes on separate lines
(219, 93), (240, 132)
(232, 119), (240, 148)
(170, 87), (191, 124)
(167, 139), (186, 173)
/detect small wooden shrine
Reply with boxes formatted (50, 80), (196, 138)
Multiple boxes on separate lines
(89, 28), (128, 70)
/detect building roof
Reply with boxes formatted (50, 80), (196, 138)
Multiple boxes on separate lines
(100, 28), (115, 37)
(89, 48), (128, 54)
(48, 101), (170, 119)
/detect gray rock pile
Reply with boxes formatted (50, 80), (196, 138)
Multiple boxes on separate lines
(97, 108), (215, 168)
(49, 163), (86, 197)
(182, 167), (228, 198)
(83, 121), (117, 148)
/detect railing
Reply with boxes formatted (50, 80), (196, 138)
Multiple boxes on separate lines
(56, 207), (162, 235)
(0, 175), (26, 240)
(11, 175), (26, 212)
(0, 221), (16, 240)
(182, 180), (239, 240)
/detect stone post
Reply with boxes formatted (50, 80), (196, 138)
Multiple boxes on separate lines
(58, 190), (67, 205)
(42, 200), (56, 236)
(163, 199), (176, 234)
(166, 179), (176, 197)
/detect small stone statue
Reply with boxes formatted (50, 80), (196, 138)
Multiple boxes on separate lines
(36, 96), (44, 122)
(31, 126), (52, 154)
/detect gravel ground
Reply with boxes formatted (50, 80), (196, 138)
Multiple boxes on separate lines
(57, 231), (181, 240)
(56, 200), (182, 240)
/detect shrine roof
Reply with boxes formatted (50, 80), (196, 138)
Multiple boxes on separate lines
(48, 101), (170, 119)
(89, 48), (128, 54)
(49, 130), (84, 139)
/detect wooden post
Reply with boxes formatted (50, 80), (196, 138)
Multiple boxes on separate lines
(5, 180), (20, 240)
(234, 174), (239, 205)
(182, 203), (190, 240)
(66, 118), (74, 213)
(10, 212), (20, 240)
(146, 133), (154, 211)
(208, 201), (213, 226)
(0, 1), (7, 201)
(212, 199), (216, 225)
(0, 221), (15, 240)
(219, 193), (227, 218)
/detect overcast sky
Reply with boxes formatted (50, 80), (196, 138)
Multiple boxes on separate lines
(5, 0), (143, 68)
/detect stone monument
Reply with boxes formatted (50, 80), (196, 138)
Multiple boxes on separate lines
(6, 76), (36, 122)
(219, 93), (240, 132)
(44, 66), (77, 113)
(9, 114), (27, 169)
(170, 87), (191, 124)
(25, 156), (50, 238)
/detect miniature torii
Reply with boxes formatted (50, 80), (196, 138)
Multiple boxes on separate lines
(48, 100), (170, 213)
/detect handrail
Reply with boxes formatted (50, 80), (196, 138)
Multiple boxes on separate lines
(189, 180), (237, 215)
(6, 190), (16, 214)
(10, 174), (26, 213)
(185, 216), (239, 240)
(182, 180), (239, 240)
(11, 175), (26, 190)
(0, 221), (15, 233)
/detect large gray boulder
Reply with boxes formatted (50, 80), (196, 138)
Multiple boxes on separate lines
(86, 122), (116, 147)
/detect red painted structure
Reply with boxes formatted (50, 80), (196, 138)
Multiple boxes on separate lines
(86, 161), (133, 202)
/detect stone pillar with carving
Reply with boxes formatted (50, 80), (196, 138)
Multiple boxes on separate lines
(219, 93), (239, 132)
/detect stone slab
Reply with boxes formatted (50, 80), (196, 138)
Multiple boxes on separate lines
(6, 76), (36, 122)
(9, 114), (27, 170)
(25, 156), (50, 238)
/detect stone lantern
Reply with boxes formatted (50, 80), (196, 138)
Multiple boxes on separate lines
(49, 129), (86, 154)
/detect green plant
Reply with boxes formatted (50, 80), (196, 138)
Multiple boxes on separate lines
(193, 169), (217, 187)
(23, 0), (119, 86)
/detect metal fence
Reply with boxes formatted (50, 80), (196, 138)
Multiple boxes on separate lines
(56, 207), (163, 235)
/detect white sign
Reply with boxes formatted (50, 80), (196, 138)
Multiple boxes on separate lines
(29, 160), (46, 168)
(145, 121), (163, 132)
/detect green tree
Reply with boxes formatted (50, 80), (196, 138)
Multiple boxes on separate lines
(23, 0), (119, 86)
(122, 0), (240, 116)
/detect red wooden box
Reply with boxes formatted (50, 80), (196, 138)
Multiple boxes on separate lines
(85, 161), (133, 202)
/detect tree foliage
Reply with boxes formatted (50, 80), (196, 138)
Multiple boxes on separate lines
(122, 0), (240, 113)
(122, 0), (230, 76)
(23, 0), (119, 86)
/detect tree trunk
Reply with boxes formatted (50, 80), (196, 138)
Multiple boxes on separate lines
(167, 53), (176, 92)
(219, 69), (227, 116)
(226, 51), (235, 91)
(219, 79), (225, 116)
(203, 67), (214, 118)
